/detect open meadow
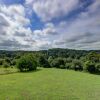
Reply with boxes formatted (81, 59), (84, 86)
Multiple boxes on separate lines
(0, 68), (100, 100)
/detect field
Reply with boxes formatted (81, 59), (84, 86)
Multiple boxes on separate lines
(0, 68), (100, 100)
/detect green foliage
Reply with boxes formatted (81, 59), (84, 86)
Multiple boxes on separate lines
(5, 57), (11, 64)
(71, 60), (83, 71)
(51, 57), (65, 68)
(59, 65), (66, 69)
(86, 52), (100, 63)
(3, 62), (10, 68)
(0, 59), (4, 65)
(17, 54), (37, 72)
(66, 57), (72, 63)
(84, 61), (96, 73)
(0, 49), (100, 74)
(65, 63), (72, 69)
(38, 56), (50, 68)
(95, 63), (100, 73)
(11, 60), (16, 66)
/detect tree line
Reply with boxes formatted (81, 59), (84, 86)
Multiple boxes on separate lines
(0, 48), (100, 74)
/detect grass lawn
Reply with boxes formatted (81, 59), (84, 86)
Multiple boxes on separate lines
(0, 68), (100, 100)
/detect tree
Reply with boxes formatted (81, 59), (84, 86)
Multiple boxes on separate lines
(66, 57), (72, 63)
(86, 52), (100, 63)
(3, 62), (10, 69)
(38, 56), (50, 68)
(95, 63), (100, 73)
(84, 61), (96, 73)
(51, 57), (65, 68)
(17, 54), (37, 72)
(48, 56), (53, 67)
(0, 59), (3, 65)
(5, 57), (11, 64)
(71, 60), (83, 71)
(65, 63), (72, 69)
(11, 60), (16, 66)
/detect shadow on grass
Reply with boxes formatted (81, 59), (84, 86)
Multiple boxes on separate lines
(0, 70), (18, 75)
(0, 68), (42, 75)
(90, 72), (100, 75)
(82, 71), (100, 76)
(20, 68), (42, 73)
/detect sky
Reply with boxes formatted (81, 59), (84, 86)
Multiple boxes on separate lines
(0, 0), (100, 50)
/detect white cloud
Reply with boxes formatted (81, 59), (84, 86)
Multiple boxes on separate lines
(52, 0), (100, 50)
(26, 0), (79, 21)
(0, 0), (100, 50)
(0, 4), (33, 50)
(0, 4), (25, 16)
(0, 5), (30, 26)
(33, 23), (57, 36)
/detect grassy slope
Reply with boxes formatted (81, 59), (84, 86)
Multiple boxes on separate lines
(0, 68), (100, 100)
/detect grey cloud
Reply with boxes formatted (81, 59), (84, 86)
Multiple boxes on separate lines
(66, 33), (93, 43)
(14, 31), (26, 37)
(0, 14), (9, 26)
(55, 33), (93, 45)
(54, 32), (100, 50)
(0, 14), (10, 35)
(0, 39), (30, 50)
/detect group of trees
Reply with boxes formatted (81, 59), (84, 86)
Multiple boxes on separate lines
(0, 57), (16, 69)
(0, 49), (100, 74)
(35, 50), (100, 74)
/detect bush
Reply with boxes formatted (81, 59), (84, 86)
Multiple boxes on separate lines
(3, 62), (10, 68)
(17, 54), (37, 72)
(95, 63), (100, 73)
(48, 56), (53, 67)
(71, 60), (83, 71)
(11, 60), (16, 66)
(59, 65), (66, 69)
(5, 57), (11, 65)
(0, 59), (4, 65)
(84, 61), (96, 73)
(38, 56), (50, 68)
(65, 63), (72, 69)
(66, 58), (72, 63)
(51, 57), (64, 68)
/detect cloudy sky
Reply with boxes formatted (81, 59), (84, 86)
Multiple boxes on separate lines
(0, 0), (100, 50)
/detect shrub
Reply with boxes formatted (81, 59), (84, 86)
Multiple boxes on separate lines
(5, 57), (11, 64)
(95, 63), (100, 73)
(65, 63), (72, 69)
(71, 60), (83, 71)
(11, 60), (16, 66)
(51, 59), (59, 68)
(66, 58), (72, 63)
(48, 56), (53, 67)
(3, 62), (10, 69)
(0, 59), (3, 65)
(60, 65), (66, 69)
(38, 56), (50, 68)
(51, 57), (64, 68)
(17, 54), (37, 72)
(84, 61), (96, 73)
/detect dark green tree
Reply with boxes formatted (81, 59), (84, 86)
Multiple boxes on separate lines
(17, 54), (37, 72)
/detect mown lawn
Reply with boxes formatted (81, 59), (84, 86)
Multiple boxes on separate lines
(0, 68), (100, 100)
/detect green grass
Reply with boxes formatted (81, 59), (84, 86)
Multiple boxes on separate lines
(0, 67), (18, 75)
(0, 68), (100, 100)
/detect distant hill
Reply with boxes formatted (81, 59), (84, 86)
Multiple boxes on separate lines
(0, 48), (100, 59)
